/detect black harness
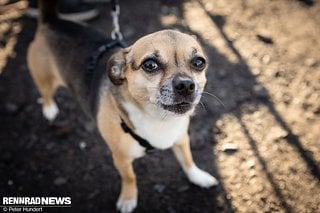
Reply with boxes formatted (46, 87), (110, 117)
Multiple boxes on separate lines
(86, 39), (124, 73)
(120, 118), (155, 153)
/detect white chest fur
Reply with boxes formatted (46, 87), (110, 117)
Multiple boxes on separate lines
(123, 102), (189, 150)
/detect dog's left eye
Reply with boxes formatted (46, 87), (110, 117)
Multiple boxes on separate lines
(141, 59), (160, 73)
(191, 57), (206, 71)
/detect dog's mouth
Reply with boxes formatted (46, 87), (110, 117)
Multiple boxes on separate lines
(161, 102), (193, 114)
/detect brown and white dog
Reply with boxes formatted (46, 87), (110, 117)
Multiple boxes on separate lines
(27, 1), (218, 212)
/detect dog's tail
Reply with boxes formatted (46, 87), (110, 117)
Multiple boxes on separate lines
(37, 0), (58, 23)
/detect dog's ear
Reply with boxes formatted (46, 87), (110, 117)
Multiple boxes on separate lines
(107, 49), (127, 85)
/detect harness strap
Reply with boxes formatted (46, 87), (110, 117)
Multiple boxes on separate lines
(86, 39), (124, 89)
(86, 39), (123, 74)
(86, 39), (126, 114)
(120, 118), (155, 153)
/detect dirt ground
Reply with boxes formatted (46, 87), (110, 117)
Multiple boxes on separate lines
(0, 0), (319, 212)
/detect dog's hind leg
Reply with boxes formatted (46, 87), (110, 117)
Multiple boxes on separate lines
(27, 39), (64, 121)
(39, 80), (59, 122)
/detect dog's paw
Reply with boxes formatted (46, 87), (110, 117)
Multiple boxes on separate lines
(116, 198), (137, 213)
(186, 165), (218, 188)
(42, 102), (59, 121)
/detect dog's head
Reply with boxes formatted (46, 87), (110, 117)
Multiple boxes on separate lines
(107, 30), (207, 117)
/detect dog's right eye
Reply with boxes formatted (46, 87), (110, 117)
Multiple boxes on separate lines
(141, 59), (160, 73)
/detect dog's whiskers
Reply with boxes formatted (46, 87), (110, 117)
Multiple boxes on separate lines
(160, 110), (169, 122)
(198, 101), (207, 111)
(201, 91), (226, 109)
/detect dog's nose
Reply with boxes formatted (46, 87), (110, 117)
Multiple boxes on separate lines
(173, 75), (195, 96)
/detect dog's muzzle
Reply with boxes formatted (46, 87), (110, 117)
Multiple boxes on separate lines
(159, 74), (199, 114)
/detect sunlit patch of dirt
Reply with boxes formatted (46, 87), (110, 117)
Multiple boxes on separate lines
(0, 0), (27, 73)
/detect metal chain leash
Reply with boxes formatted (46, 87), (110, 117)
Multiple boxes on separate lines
(86, 0), (126, 77)
(111, 0), (123, 41)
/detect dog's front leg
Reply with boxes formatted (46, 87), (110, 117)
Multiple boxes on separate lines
(113, 154), (137, 213)
(99, 133), (138, 213)
(97, 94), (139, 213)
(173, 134), (219, 188)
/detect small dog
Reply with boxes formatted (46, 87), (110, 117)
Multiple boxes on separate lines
(27, 1), (218, 212)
